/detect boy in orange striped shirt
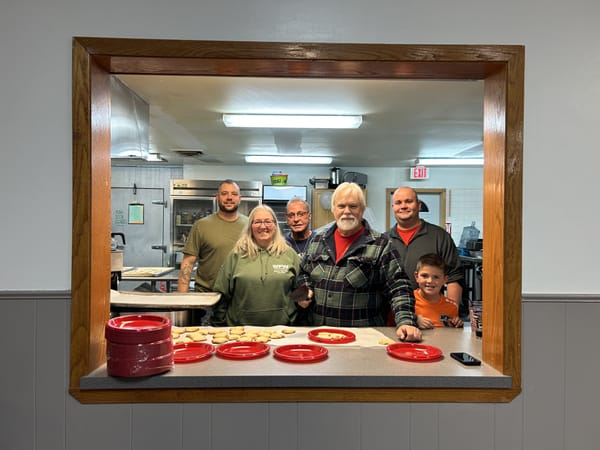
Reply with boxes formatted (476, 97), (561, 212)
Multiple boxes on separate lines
(414, 253), (464, 329)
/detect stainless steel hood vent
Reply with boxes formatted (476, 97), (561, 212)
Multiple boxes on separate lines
(110, 77), (150, 160)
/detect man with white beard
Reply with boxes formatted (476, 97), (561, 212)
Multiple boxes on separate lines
(297, 182), (421, 341)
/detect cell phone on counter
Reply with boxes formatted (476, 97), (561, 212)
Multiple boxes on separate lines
(450, 352), (481, 366)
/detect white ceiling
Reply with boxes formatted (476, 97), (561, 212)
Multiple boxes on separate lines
(115, 74), (484, 167)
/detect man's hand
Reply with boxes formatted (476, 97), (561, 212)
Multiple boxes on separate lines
(396, 324), (422, 342)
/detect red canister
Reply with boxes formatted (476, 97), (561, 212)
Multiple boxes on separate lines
(105, 314), (173, 377)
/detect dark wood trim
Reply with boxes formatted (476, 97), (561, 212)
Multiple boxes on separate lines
(70, 387), (521, 403)
(70, 37), (523, 403)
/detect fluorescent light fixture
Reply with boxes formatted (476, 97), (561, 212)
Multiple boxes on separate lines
(245, 155), (333, 164)
(223, 114), (362, 129)
(417, 158), (484, 166)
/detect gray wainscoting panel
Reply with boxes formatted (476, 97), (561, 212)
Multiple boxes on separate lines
(0, 299), (36, 450)
(494, 395), (524, 450)
(211, 403), (269, 450)
(361, 403), (411, 450)
(439, 403), (494, 450)
(182, 403), (212, 448)
(523, 301), (566, 450)
(565, 302), (600, 450)
(268, 403), (299, 450)
(409, 404), (439, 450)
(298, 403), (362, 450)
(66, 395), (132, 450)
(36, 298), (68, 450)
(132, 404), (182, 449)
(5, 292), (600, 450)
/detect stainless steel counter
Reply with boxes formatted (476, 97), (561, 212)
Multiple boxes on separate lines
(110, 290), (220, 309)
(119, 267), (180, 292)
(81, 326), (510, 390)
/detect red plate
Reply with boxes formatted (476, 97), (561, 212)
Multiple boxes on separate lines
(274, 344), (328, 363)
(105, 314), (171, 344)
(173, 342), (215, 363)
(308, 328), (356, 344)
(386, 343), (443, 362)
(216, 342), (270, 360)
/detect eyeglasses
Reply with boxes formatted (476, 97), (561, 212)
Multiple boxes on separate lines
(286, 211), (309, 219)
(252, 219), (275, 227)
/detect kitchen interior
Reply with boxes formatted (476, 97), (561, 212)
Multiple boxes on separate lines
(109, 74), (484, 324)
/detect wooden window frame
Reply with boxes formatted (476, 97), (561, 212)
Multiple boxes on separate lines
(70, 37), (523, 403)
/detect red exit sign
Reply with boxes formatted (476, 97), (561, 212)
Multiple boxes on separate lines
(410, 166), (429, 179)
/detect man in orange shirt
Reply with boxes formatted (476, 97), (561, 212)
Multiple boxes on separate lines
(414, 253), (463, 328)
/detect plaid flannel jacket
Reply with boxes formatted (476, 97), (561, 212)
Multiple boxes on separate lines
(298, 221), (416, 327)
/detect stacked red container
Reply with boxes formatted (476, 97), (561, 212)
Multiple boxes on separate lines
(105, 314), (174, 377)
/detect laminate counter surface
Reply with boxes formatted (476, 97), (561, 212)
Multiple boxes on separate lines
(81, 326), (510, 390)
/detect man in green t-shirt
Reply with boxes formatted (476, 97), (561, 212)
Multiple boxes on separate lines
(177, 179), (248, 301)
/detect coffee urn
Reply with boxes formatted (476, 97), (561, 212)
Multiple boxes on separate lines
(110, 232), (126, 290)
(329, 167), (341, 188)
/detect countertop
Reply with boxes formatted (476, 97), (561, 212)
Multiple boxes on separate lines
(81, 325), (510, 390)
(110, 290), (220, 309)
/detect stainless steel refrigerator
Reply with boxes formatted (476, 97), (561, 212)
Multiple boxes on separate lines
(169, 179), (262, 266)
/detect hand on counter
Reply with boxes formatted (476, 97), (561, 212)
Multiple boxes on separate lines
(396, 324), (422, 342)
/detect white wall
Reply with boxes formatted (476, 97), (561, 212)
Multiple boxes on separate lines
(2, 0), (600, 449)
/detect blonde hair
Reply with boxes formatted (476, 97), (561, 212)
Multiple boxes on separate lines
(331, 182), (366, 210)
(234, 205), (290, 258)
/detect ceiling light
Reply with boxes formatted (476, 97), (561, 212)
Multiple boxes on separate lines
(417, 158), (483, 166)
(223, 114), (362, 129)
(245, 155), (333, 164)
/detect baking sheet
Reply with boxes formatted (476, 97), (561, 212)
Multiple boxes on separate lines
(110, 290), (221, 308)
(121, 267), (175, 277)
(171, 325), (392, 349)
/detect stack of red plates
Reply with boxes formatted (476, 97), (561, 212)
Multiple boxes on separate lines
(105, 314), (173, 377)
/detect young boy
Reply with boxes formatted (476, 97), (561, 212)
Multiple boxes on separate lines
(414, 253), (464, 329)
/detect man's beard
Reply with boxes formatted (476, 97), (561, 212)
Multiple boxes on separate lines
(336, 215), (359, 232)
(219, 201), (239, 213)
